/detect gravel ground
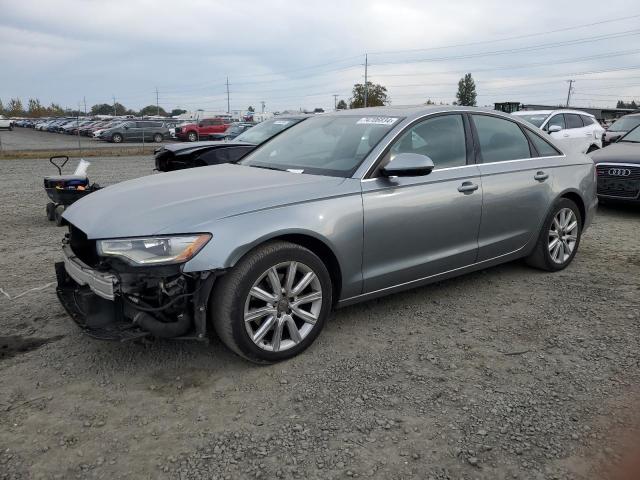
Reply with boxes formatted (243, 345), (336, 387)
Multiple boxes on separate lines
(0, 127), (172, 152)
(0, 155), (639, 480)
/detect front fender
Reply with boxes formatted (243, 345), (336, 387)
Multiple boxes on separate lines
(182, 189), (364, 299)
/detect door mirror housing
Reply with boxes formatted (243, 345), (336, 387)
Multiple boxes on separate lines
(381, 153), (435, 177)
(548, 125), (562, 134)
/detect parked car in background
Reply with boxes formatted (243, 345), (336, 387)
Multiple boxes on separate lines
(58, 106), (596, 362)
(591, 124), (640, 203)
(0, 116), (13, 130)
(603, 113), (640, 146)
(208, 122), (255, 140)
(512, 109), (604, 154)
(175, 117), (231, 142)
(99, 120), (170, 143)
(155, 115), (308, 171)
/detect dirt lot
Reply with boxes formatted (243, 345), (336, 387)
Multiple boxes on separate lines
(0, 155), (639, 480)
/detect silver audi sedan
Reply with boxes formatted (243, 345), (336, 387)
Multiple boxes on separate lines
(57, 106), (597, 362)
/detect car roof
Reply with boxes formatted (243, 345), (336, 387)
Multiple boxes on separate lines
(513, 109), (595, 117)
(328, 105), (511, 122)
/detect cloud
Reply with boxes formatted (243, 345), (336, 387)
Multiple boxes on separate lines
(0, 0), (638, 112)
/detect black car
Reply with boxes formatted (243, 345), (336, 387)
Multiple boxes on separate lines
(592, 125), (640, 203)
(208, 122), (256, 140)
(603, 113), (640, 146)
(154, 115), (308, 172)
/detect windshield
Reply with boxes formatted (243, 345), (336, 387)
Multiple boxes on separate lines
(619, 125), (640, 143)
(227, 123), (248, 135)
(608, 116), (640, 132)
(239, 115), (400, 177)
(515, 114), (548, 127)
(234, 117), (304, 145)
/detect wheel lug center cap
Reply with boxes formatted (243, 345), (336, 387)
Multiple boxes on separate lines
(277, 299), (288, 312)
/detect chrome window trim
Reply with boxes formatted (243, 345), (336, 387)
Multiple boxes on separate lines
(595, 162), (640, 168)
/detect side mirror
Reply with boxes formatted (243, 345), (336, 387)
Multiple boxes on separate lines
(381, 153), (435, 177)
(548, 125), (562, 134)
(123, 125), (129, 130)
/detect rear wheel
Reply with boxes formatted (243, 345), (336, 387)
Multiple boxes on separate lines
(525, 198), (582, 271)
(111, 133), (123, 143)
(187, 131), (198, 142)
(54, 205), (66, 226)
(46, 202), (55, 221)
(210, 241), (332, 363)
(153, 133), (163, 143)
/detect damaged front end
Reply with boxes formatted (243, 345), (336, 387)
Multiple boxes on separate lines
(55, 225), (217, 342)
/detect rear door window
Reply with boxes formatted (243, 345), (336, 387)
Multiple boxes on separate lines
(472, 114), (531, 163)
(565, 114), (584, 129)
(580, 115), (595, 126)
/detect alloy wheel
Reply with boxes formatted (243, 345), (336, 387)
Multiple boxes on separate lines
(243, 261), (322, 352)
(548, 208), (578, 264)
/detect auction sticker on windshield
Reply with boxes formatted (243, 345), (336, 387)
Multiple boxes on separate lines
(356, 117), (399, 125)
(273, 120), (292, 125)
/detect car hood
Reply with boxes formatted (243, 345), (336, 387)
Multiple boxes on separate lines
(63, 164), (351, 238)
(591, 142), (640, 164)
(161, 140), (254, 155)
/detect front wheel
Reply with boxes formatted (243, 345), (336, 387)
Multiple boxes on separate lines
(153, 133), (163, 143)
(210, 241), (332, 363)
(187, 131), (198, 142)
(111, 133), (123, 143)
(526, 198), (582, 271)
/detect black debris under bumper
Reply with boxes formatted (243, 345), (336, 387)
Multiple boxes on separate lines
(55, 262), (151, 342)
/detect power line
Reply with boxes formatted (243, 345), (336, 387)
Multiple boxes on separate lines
(367, 13), (640, 56)
(369, 29), (640, 66)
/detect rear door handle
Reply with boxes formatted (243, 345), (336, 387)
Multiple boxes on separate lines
(534, 171), (549, 181)
(458, 182), (479, 193)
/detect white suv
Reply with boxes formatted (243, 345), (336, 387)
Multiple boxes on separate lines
(512, 109), (604, 154)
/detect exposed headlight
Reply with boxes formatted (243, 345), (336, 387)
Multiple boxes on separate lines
(97, 234), (211, 266)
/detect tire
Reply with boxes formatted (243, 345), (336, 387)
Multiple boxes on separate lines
(210, 241), (333, 363)
(153, 133), (163, 143)
(525, 198), (582, 271)
(187, 131), (198, 142)
(46, 202), (55, 221)
(111, 133), (123, 143)
(54, 205), (66, 227)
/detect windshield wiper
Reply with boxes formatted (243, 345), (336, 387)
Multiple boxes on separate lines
(249, 164), (286, 171)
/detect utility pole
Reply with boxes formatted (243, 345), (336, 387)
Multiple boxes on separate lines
(333, 94), (339, 110)
(364, 53), (369, 108)
(226, 77), (230, 114)
(566, 80), (574, 107)
(155, 87), (160, 116)
(112, 96), (117, 116)
(83, 96), (87, 116)
(261, 101), (265, 113)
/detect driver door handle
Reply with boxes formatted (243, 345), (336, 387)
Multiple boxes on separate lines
(534, 171), (549, 181)
(458, 182), (479, 193)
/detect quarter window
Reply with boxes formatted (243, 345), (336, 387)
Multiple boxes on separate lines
(565, 114), (583, 129)
(527, 131), (561, 157)
(389, 114), (467, 169)
(472, 115), (531, 163)
(580, 115), (595, 126)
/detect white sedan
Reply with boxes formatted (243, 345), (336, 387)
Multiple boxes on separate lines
(512, 109), (604, 154)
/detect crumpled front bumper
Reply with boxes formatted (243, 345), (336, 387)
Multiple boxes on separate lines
(55, 243), (216, 342)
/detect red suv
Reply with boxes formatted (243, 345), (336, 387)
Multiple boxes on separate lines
(175, 118), (231, 142)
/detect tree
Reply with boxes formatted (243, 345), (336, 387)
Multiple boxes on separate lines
(139, 105), (167, 117)
(616, 100), (625, 108)
(456, 73), (477, 107)
(170, 108), (187, 117)
(247, 105), (255, 112)
(7, 98), (24, 116)
(424, 98), (435, 105)
(46, 103), (65, 116)
(27, 98), (44, 117)
(349, 82), (388, 108)
(91, 102), (128, 116)
(336, 99), (347, 110)
(615, 100), (639, 109)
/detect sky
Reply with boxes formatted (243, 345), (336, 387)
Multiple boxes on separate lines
(1, 0), (639, 114)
